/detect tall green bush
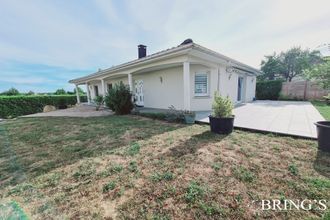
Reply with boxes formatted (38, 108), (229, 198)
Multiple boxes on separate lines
(212, 92), (233, 118)
(256, 80), (283, 100)
(104, 82), (133, 115)
(0, 95), (87, 118)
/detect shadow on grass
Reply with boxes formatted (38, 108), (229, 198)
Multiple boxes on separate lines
(313, 150), (330, 178)
(163, 130), (226, 158)
(0, 116), (185, 188)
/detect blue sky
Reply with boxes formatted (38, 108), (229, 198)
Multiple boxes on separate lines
(1, 0), (329, 93)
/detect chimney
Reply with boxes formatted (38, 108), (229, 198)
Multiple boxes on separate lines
(138, 44), (147, 59)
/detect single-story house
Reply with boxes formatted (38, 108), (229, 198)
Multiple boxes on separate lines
(69, 39), (260, 111)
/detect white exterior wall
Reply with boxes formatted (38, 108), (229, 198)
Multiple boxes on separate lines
(245, 75), (256, 102)
(189, 65), (256, 110)
(133, 66), (184, 109)
(219, 67), (239, 103)
(189, 64), (218, 111)
(88, 82), (102, 99)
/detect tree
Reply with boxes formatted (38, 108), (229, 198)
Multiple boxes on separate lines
(259, 53), (284, 80)
(304, 61), (330, 89)
(280, 47), (322, 82)
(54, 88), (66, 95)
(73, 87), (85, 95)
(1, 87), (20, 96)
(259, 47), (322, 82)
(26, 90), (35, 95)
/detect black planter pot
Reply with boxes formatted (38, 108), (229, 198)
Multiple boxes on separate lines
(315, 121), (330, 152)
(209, 116), (235, 135)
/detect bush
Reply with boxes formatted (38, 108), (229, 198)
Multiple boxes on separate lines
(93, 95), (104, 111)
(212, 92), (233, 118)
(0, 95), (87, 118)
(256, 80), (283, 100)
(165, 105), (184, 122)
(104, 82), (133, 115)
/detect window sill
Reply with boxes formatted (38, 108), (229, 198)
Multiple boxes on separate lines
(194, 95), (211, 99)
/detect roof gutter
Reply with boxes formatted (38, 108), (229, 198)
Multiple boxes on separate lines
(192, 44), (261, 74)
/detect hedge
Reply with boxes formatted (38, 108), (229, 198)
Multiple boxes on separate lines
(0, 95), (87, 118)
(256, 80), (283, 100)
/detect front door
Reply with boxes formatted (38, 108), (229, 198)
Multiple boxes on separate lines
(237, 76), (244, 102)
(135, 80), (144, 106)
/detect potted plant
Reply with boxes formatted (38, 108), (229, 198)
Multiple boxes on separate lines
(209, 92), (234, 134)
(182, 110), (195, 124)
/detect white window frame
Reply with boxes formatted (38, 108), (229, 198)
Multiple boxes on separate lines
(194, 72), (210, 97)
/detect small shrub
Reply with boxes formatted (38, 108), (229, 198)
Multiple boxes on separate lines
(162, 172), (174, 181)
(199, 202), (223, 216)
(256, 80), (283, 100)
(211, 162), (222, 171)
(288, 164), (299, 176)
(212, 92), (233, 118)
(233, 166), (255, 183)
(185, 181), (205, 204)
(111, 164), (123, 173)
(127, 142), (140, 156)
(150, 172), (163, 182)
(165, 105), (183, 122)
(307, 178), (330, 189)
(103, 181), (116, 193)
(150, 171), (174, 182)
(73, 161), (96, 180)
(128, 161), (138, 173)
(93, 95), (104, 111)
(104, 82), (133, 115)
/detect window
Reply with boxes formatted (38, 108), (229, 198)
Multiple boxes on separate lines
(94, 85), (99, 96)
(194, 72), (209, 96)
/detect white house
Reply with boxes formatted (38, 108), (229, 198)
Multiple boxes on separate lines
(69, 39), (260, 111)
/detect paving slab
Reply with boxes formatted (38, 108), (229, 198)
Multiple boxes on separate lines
(196, 100), (324, 139)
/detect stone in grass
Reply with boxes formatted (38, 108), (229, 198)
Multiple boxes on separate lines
(43, 105), (56, 113)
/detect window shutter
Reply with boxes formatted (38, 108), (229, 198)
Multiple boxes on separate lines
(195, 74), (208, 95)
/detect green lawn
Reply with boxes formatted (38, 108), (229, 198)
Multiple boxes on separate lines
(0, 116), (329, 219)
(312, 100), (330, 120)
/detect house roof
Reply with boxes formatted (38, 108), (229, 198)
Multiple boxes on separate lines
(69, 41), (261, 84)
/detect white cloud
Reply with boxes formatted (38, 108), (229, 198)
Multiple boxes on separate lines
(0, 76), (53, 85)
(0, 0), (329, 91)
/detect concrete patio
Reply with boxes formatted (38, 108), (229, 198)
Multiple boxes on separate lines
(196, 100), (324, 139)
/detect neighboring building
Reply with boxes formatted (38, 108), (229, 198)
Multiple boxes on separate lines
(69, 39), (260, 111)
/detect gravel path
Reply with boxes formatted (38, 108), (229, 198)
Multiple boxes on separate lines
(22, 105), (113, 118)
